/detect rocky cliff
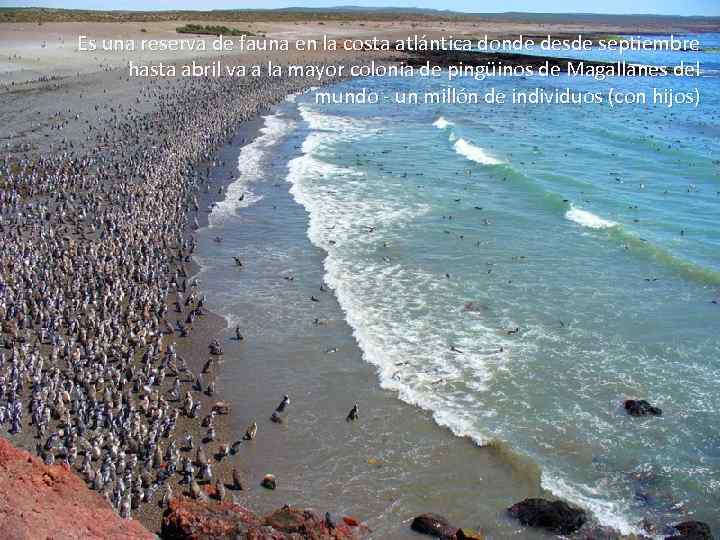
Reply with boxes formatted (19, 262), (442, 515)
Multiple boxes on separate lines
(0, 436), (154, 540)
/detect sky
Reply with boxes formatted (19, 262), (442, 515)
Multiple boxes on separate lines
(4, 0), (720, 16)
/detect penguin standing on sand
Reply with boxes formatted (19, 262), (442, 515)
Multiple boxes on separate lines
(161, 485), (172, 508)
(346, 403), (359, 422)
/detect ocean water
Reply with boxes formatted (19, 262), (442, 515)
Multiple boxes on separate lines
(198, 34), (720, 536)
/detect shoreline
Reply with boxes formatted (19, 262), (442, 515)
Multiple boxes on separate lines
(0, 62), (700, 539)
(132, 114), (266, 532)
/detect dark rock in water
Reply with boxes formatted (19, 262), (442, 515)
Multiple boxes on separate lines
(624, 399), (663, 417)
(410, 513), (459, 538)
(666, 521), (714, 539)
(507, 498), (587, 534)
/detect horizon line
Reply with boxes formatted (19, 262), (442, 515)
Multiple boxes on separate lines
(3, 6), (720, 19)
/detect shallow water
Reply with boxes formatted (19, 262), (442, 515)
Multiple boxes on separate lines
(197, 34), (720, 537)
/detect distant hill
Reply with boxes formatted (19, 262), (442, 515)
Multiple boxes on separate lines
(1, 6), (719, 26)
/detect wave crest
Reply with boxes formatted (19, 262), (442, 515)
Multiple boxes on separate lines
(210, 112), (294, 226)
(433, 116), (453, 129)
(565, 206), (618, 230)
(454, 138), (504, 165)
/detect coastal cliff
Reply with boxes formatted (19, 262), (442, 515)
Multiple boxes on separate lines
(0, 435), (369, 540)
(0, 436), (153, 540)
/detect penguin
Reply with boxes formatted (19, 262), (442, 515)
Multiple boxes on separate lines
(215, 479), (226, 501)
(195, 447), (207, 466)
(231, 467), (243, 490)
(243, 421), (257, 441)
(161, 485), (172, 508)
(275, 395), (289, 413)
(183, 433), (193, 450)
(120, 498), (131, 519)
(325, 511), (336, 530)
(346, 403), (359, 422)
(190, 479), (204, 500)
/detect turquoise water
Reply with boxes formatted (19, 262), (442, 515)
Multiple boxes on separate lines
(207, 34), (720, 534)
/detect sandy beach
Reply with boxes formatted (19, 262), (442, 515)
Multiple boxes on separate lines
(2, 9), (719, 539)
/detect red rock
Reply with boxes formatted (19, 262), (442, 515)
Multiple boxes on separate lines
(0, 436), (153, 540)
(263, 505), (368, 538)
(343, 516), (360, 527)
(162, 497), (263, 539)
(162, 499), (369, 539)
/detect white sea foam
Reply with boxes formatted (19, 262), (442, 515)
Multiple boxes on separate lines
(286, 86), (318, 103)
(209, 112), (294, 226)
(432, 116), (453, 129)
(288, 106), (507, 448)
(299, 104), (377, 134)
(565, 206), (618, 230)
(541, 473), (640, 536)
(454, 138), (504, 165)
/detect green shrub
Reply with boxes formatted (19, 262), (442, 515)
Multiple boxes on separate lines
(175, 24), (255, 37)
